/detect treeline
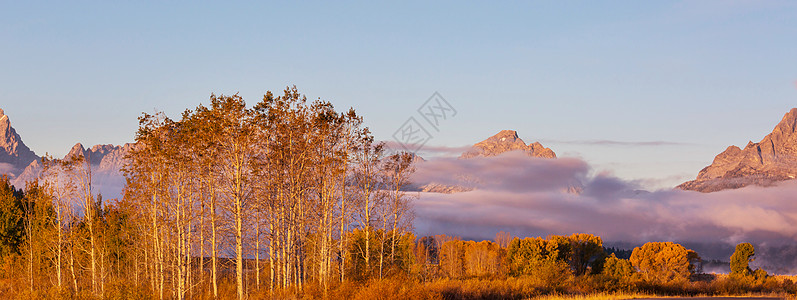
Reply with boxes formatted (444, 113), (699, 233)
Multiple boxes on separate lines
(402, 234), (794, 298)
(0, 87), (417, 299)
(0, 173), (133, 299)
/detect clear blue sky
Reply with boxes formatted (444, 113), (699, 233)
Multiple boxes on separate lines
(2, 1), (796, 188)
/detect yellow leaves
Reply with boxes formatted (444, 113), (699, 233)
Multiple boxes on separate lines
(568, 233), (603, 276)
(440, 239), (504, 278)
(629, 242), (692, 284)
(603, 253), (634, 280)
(506, 236), (569, 277)
(569, 233), (602, 248)
(505, 233), (603, 277)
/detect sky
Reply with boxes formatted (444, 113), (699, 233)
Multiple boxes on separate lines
(2, 1), (797, 188)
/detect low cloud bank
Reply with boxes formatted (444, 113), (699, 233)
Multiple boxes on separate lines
(411, 152), (797, 274)
(413, 152), (589, 193)
(92, 167), (126, 201)
(11, 162), (126, 202)
(0, 163), (17, 178)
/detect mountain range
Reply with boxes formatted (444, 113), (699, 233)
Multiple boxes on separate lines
(3, 107), (797, 195)
(0, 109), (129, 198)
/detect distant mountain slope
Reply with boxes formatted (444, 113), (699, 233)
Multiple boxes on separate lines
(12, 143), (131, 199)
(678, 108), (797, 192)
(418, 129), (558, 193)
(460, 130), (556, 159)
(0, 108), (39, 178)
(0, 108), (129, 198)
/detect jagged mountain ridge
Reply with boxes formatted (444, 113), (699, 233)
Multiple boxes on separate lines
(64, 143), (133, 171)
(11, 142), (131, 199)
(0, 108), (39, 178)
(0, 107), (130, 197)
(678, 108), (797, 192)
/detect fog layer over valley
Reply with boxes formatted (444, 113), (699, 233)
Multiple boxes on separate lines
(412, 151), (797, 274)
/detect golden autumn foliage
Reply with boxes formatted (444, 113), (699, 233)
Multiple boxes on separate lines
(569, 233), (603, 276)
(629, 242), (692, 284)
(602, 253), (634, 280)
(503, 233), (603, 285)
(439, 240), (504, 278)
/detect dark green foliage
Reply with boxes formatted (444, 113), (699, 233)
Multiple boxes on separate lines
(730, 242), (754, 277)
(504, 236), (572, 289)
(506, 236), (569, 276)
(602, 253), (634, 280)
(19, 181), (58, 292)
(101, 200), (137, 279)
(0, 176), (24, 259)
(589, 252), (608, 275)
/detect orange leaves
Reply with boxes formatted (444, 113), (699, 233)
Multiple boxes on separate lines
(629, 242), (692, 284)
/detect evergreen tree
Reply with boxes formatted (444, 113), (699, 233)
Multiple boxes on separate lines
(730, 242), (755, 277)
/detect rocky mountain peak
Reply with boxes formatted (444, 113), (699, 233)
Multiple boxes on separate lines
(0, 109), (128, 197)
(460, 130), (556, 159)
(417, 130), (564, 194)
(493, 130), (521, 141)
(68, 143), (86, 155)
(678, 108), (797, 192)
(779, 108), (797, 129)
(0, 108), (39, 177)
(62, 142), (130, 166)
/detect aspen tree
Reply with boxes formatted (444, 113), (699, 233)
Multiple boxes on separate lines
(207, 94), (255, 300)
(351, 130), (385, 278)
(382, 152), (415, 270)
(41, 156), (76, 291)
(124, 113), (172, 299)
(338, 109), (362, 282)
(190, 104), (222, 298)
(58, 149), (101, 296)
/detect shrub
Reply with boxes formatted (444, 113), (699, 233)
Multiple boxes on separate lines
(353, 277), (439, 300)
(629, 242), (692, 285)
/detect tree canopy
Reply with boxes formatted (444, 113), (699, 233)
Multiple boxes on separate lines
(730, 242), (755, 277)
(629, 242), (692, 284)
